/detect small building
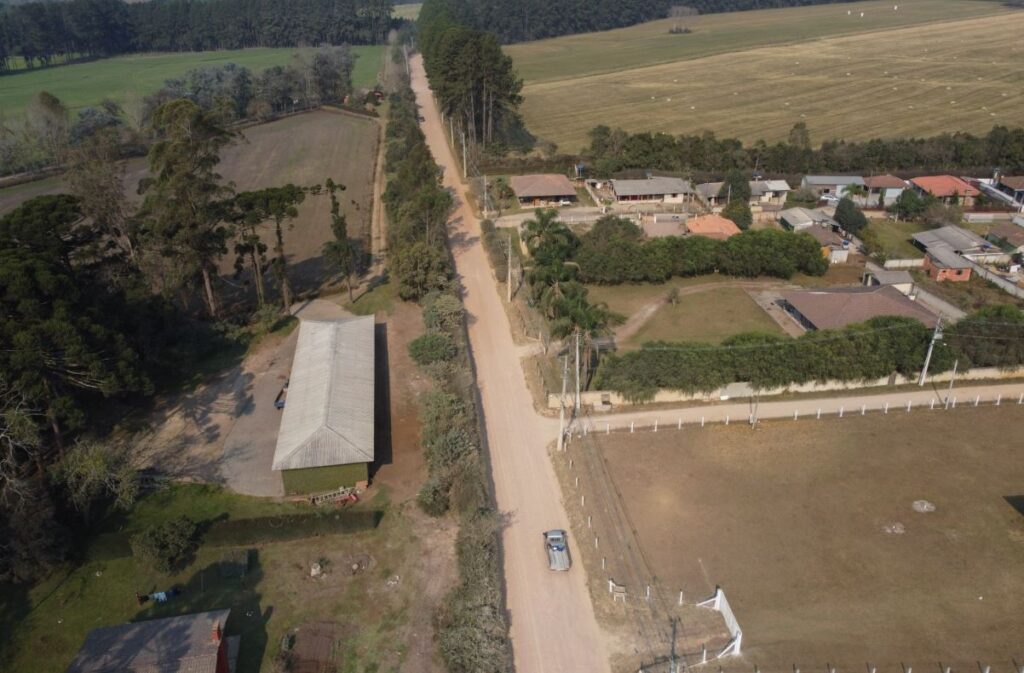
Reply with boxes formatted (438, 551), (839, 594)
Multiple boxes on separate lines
(67, 610), (237, 673)
(781, 286), (939, 331)
(862, 261), (915, 295)
(923, 246), (973, 282)
(273, 317), (375, 493)
(750, 179), (792, 206)
(611, 177), (693, 204)
(695, 181), (726, 208)
(804, 223), (850, 264)
(800, 175), (866, 202)
(912, 225), (1006, 263)
(778, 207), (837, 232)
(686, 213), (741, 240)
(983, 221), (1024, 255)
(910, 175), (980, 207)
(994, 175), (1024, 208)
(510, 174), (576, 207)
(863, 174), (909, 207)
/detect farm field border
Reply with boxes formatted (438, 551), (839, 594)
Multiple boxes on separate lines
(513, 4), (1024, 150)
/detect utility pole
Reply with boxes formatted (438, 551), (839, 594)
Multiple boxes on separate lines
(918, 316), (944, 386)
(669, 618), (680, 673)
(557, 356), (569, 451)
(575, 329), (582, 416)
(483, 173), (489, 215)
(461, 131), (467, 180)
(506, 230), (513, 303)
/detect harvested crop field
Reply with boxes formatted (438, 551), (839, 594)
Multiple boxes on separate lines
(509, 0), (1024, 151)
(592, 405), (1024, 667)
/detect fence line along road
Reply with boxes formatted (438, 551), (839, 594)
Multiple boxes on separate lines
(575, 383), (1024, 436)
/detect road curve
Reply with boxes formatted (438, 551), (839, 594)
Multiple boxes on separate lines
(409, 56), (612, 673)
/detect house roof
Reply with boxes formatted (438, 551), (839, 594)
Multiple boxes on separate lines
(985, 222), (1024, 249)
(66, 610), (231, 673)
(912, 225), (992, 254)
(782, 286), (939, 330)
(864, 174), (908, 189)
(927, 246), (972, 270)
(804, 223), (846, 248)
(910, 175), (980, 198)
(695, 182), (724, 200)
(762, 179), (792, 192)
(997, 176), (1024, 192)
(273, 317), (375, 471)
(779, 207), (837, 230)
(510, 174), (575, 199)
(864, 262), (914, 286)
(803, 175), (865, 187)
(612, 177), (692, 197)
(686, 213), (741, 240)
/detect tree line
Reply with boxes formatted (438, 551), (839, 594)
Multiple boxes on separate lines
(416, 0), (859, 43)
(0, 96), (362, 581)
(1, 46), (358, 176)
(585, 123), (1024, 177)
(596, 305), (1024, 402)
(382, 70), (512, 670)
(0, 0), (394, 71)
(418, 0), (523, 151)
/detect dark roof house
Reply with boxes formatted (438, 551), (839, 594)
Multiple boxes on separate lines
(510, 174), (576, 202)
(66, 609), (236, 673)
(781, 286), (939, 331)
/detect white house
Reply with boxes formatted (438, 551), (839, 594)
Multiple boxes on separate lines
(863, 174), (909, 207)
(801, 175), (867, 204)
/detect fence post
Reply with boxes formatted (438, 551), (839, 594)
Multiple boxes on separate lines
(574, 476), (579, 488)
(581, 495), (585, 507)
(602, 557), (606, 570)
(607, 423), (610, 434)
(907, 400), (912, 412)
(701, 416), (705, 427)
(630, 422), (634, 433)
(646, 585), (650, 601)
(678, 418), (682, 430)
(861, 405), (866, 415)
(996, 394), (1002, 406)
(952, 397), (957, 408)
(725, 415), (730, 426)
(678, 590), (684, 605)
(794, 410), (799, 421)
(839, 406), (844, 418)
(587, 515), (591, 528)
(654, 419), (658, 432)
(930, 399), (935, 410)
(884, 402), (889, 414)
(594, 536), (598, 549)
(1018, 393), (1023, 405)
(817, 408), (822, 419)
(975, 395), (980, 407)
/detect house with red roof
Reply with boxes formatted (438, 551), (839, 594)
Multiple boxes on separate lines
(910, 175), (980, 207)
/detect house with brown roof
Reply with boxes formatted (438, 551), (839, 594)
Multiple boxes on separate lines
(780, 286), (939, 331)
(685, 213), (741, 240)
(510, 174), (576, 206)
(863, 174), (909, 207)
(982, 221), (1024, 255)
(803, 223), (850, 264)
(66, 609), (238, 673)
(612, 177), (694, 204)
(910, 175), (980, 207)
(995, 175), (1024, 209)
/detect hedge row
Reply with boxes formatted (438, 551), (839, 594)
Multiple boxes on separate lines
(480, 219), (508, 282)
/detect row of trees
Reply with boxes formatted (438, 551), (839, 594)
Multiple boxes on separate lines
(418, 0), (523, 151)
(415, 0), (857, 44)
(0, 0), (394, 70)
(1, 48), (356, 176)
(596, 305), (1024, 402)
(585, 123), (1024, 176)
(0, 97), (360, 581)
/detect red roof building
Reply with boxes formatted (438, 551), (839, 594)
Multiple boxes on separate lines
(910, 175), (980, 206)
(686, 214), (741, 240)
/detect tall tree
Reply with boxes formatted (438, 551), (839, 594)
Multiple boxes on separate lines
(322, 180), (358, 302)
(137, 99), (235, 317)
(233, 185), (306, 310)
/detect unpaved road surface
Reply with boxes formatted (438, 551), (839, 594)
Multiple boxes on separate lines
(411, 55), (611, 673)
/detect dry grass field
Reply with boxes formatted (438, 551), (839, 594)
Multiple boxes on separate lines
(594, 406), (1024, 667)
(625, 286), (785, 346)
(508, 0), (1024, 152)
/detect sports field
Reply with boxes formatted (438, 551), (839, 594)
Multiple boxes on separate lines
(0, 45), (384, 118)
(594, 405), (1024, 667)
(507, 0), (1024, 151)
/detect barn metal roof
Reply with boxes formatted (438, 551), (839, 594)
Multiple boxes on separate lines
(272, 317), (375, 471)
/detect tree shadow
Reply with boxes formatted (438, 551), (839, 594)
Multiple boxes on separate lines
(0, 581), (31, 666)
(1005, 495), (1024, 517)
(371, 321), (393, 479)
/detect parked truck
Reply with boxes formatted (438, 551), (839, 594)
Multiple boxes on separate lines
(543, 530), (571, 571)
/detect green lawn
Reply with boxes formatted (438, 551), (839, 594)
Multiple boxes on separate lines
(862, 217), (929, 259)
(0, 45), (384, 118)
(586, 276), (735, 318)
(626, 286), (784, 346)
(0, 484), (420, 673)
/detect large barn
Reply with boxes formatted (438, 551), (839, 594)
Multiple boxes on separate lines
(272, 317), (375, 494)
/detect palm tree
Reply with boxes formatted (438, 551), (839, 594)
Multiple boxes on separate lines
(549, 286), (623, 389)
(843, 183), (869, 207)
(521, 208), (576, 262)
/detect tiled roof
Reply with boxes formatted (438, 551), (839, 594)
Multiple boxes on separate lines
(910, 175), (980, 198)
(998, 176), (1024, 191)
(912, 226), (991, 254)
(510, 174), (575, 199)
(782, 286), (939, 330)
(612, 177), (692, 197)
(803, 175), (866, 186)
(686, 214), (741, 240)
(863, 174), (908, 189)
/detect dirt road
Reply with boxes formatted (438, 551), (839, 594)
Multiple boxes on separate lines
(410, 55), (612, 673)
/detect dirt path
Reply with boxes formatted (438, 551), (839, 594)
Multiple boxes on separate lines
(410, 55), (611, 673)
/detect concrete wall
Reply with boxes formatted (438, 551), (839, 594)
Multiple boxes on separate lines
(548, 366), (1024, 410)
(883, 258), (925, 269)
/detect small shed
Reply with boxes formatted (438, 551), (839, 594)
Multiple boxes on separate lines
(273, 317), (375, 493)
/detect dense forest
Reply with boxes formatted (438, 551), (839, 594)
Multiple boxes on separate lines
(419, 0), (859, 44)
(0, 0), (394, 71)
(583, 123), (1024, 176)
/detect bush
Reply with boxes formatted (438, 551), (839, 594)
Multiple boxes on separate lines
(417, 476), (451, 516)
(410, 331), (457, 366)
(423, 291), (465, 332)
(130, 516), (199, 573)
(721, 199), (753, 230)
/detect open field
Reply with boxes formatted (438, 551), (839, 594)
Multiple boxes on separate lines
(862, 218), (929, 259)
(0, 45), (384, 118)
(508, 0), (1024, 151)
(594, 405), (1024, 667)
(626, 286), (785, 346)
(393, 2), (422, 20)
(0, 109), (379, 298)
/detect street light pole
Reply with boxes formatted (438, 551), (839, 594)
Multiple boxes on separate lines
(918, 316), (944, 386)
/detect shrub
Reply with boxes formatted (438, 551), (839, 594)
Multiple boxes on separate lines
(417, 476), (451, 516)
(410, 331), (457, 366)
(834, 197), (868, 235)
(130, 516), (199, 573)
(423, 291), (465, 332)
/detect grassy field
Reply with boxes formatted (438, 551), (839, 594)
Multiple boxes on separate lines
(0, 45), (384, 118)
(595, 405), (1024, 667)
(862, 217), (929, 259)
(393, 2), (422, 20)
(626, 286), (784, 346)
(0, 484), (443, 673)
(507, 0), (1024, 151)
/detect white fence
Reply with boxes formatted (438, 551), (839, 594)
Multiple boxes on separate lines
(698, 587), (743, 658)
(882, 258), (925, 269)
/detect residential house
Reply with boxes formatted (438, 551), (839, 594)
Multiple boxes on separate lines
(695, 182), (726, 208)
(67, 610), (237, 673)
(910, 175), (980, 207)
(912, 225), (1006, 264)
(510, 174), (576, 206)
(696, 180), (791, 208)
(922, 246), (973, 282)
(800, 175), (867, 203)
(686, 213), (741, 240)
(781, 286), (939, 331)
(804, 223), (850, 264)
(982, 221), (1024, 256)
(273, 317), (375, 493)
(612, 177), (694, 204)
(862, 261), (915, 295)
(778, 207), (837, 232)
(995, 175), (1024, 208)
(863, 174), (909, 207)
